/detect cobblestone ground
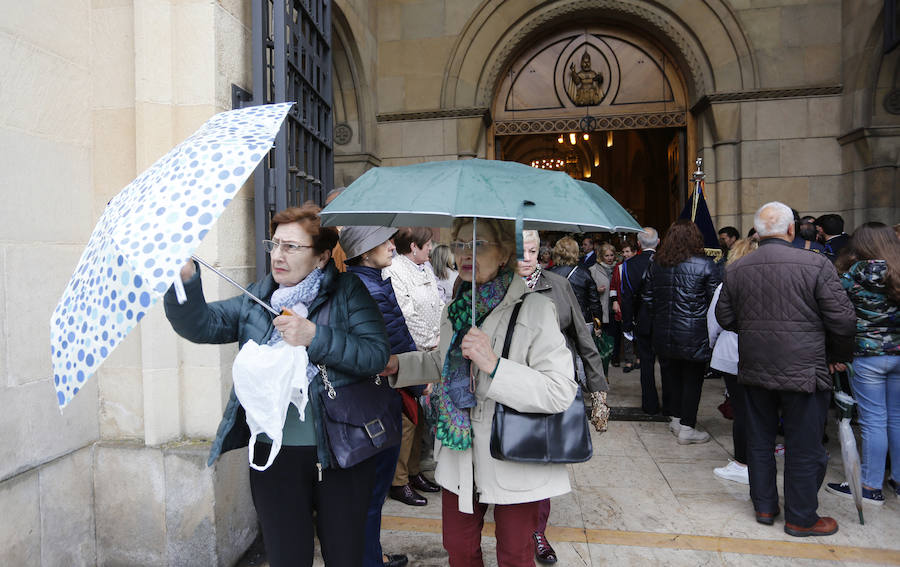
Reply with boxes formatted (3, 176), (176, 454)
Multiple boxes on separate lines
(239, 364), (900, 567)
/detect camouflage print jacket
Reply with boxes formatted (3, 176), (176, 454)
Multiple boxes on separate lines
(842, 260), (900, 357)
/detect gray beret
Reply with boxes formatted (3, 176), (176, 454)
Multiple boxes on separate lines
(339, 225), (398, 262)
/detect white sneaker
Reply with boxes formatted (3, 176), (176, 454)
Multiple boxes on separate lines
(677, 425), (710, 445)
(714, 460), (749, 484)
(669, 417), (682, 436)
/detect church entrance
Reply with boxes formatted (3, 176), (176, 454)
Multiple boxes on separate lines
(489, 25), (692, 232)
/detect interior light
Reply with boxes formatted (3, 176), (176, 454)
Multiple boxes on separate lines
(594, 156), (600, 167)
(557, 135), (564, 144)
(607, 131), (613, 148)
(569, 133), (577, 145)
(582, 133), (589, 141)
(584, 172), (591, 178)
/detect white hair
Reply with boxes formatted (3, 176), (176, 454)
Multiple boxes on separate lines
(754, 201), (793, 237)
(522, 229), (539, 243)
(637, 227), (659, 249)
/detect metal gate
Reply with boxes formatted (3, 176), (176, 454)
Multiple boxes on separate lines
(241, 0), (333, 278)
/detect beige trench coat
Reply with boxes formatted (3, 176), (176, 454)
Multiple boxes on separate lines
(390, 276), (577, 514)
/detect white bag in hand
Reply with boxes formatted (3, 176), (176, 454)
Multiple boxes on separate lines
(232, 340), (309, 471)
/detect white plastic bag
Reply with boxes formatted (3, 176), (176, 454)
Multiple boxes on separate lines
(232, 339), (310, 471)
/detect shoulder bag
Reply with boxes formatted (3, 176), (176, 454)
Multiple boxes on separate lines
(489, 294), (593, 463)
(315, 294), (403, 469)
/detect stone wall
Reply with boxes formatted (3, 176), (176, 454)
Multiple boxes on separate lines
(0, 1), (258, 565)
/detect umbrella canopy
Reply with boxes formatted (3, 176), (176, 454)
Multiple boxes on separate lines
(834, 368), (865, 524)
(50, 103), (294, 409)
(320, 159), (641, 233)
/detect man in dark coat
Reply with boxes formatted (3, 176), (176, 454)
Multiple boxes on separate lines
(620, 227), (661, 415)
(815, 213), (849, 262)
(716, 201), (855, 538)
(580, 236), (597, 268)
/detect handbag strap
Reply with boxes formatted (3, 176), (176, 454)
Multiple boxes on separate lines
(501, 294), (528, 358)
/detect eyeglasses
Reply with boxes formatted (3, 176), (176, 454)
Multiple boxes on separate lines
(450, 240), (495, 252)
(262, 239), (314, 255)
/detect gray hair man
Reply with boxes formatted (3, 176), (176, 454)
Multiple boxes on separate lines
(716, 201), (855, 537)
(620, 226), (664, 416)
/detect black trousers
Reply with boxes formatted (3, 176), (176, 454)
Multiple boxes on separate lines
(658, 358), (706, 428)
(743, 386), (830, 527)
(722, 373), (748, 464)
(635, 334), (660, 414)
(249, 443), (377, 567)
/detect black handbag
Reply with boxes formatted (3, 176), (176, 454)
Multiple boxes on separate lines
(314, 297), (402, 469)
(489, 294), (593, 464)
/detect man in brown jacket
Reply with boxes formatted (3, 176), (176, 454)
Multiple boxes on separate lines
(716, 201), (855, 538)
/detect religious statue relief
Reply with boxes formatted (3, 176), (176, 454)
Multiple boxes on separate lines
(568, 51), (603, 106)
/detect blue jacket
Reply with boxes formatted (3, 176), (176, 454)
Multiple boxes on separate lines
(346, 265), (417, 355)
(163, 260), (390, 469)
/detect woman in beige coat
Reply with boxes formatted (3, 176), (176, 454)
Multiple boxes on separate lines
(383, 218), (577, 567)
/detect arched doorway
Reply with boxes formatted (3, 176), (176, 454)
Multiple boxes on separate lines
(490, 25), (691, 231)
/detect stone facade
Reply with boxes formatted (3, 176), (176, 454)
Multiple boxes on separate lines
(0, 1), (896, 566)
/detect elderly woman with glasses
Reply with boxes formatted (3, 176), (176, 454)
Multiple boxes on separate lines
(381, 218), (578, 567)
(163, 204), (391, 567)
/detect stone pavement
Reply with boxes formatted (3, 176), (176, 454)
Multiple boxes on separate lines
(240, 365), (900, 566)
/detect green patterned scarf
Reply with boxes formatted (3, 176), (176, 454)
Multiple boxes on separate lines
(433, 268), (514, 450)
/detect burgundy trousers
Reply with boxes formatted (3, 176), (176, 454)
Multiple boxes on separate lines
(441, 489), (540, 567)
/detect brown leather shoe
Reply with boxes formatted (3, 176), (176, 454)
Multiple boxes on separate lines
(755, 509), (780, 525)
(784, 516), (838, 537)
(409, 472), (441, 493)
(389, 484), (427, 506)
(533, 531), (557, 564)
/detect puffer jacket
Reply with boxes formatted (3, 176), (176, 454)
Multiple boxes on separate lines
(644, 255), (720, 361)
(841, 260), (900, 356)
(549, 264), (601, 323)
(346, 265), (417, 355)
(716, 238), (856, 393)
(163, 260), (391, 469)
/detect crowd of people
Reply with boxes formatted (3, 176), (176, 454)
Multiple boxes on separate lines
(162, 200), (898, 566)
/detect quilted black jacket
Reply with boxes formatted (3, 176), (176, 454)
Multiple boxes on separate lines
(715, 238), (856, 393)
(644, 255), (720, 361)
(550, 264), (601, 323)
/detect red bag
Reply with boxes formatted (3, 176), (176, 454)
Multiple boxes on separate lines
(399, 388), (419, 425)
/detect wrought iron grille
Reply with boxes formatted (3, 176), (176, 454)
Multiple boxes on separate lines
(249, 0), (333, 278)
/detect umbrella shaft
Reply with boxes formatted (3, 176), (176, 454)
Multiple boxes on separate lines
(191, 255), (280, 316)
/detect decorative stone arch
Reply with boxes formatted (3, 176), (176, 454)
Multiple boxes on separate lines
(331, 3), (380, 186)
(441, 0), (756, 112)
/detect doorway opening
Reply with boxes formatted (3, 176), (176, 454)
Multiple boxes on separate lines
(496, 127), (685, 231)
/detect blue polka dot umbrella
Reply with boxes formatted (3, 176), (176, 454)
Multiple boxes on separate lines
(50, 103), (294, 409)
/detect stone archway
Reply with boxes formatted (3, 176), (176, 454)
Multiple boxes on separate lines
(331, 5), (380, 187)
(491, 24), (691, 229)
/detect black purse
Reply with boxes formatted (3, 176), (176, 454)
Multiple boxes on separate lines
(314, 296), (403, 469)
(489, 294), (593, 464)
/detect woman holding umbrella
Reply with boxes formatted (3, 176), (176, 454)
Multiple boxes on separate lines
(382, 217), (578, 566)
(826, 222), (900, 504)
(518, 229), (609, 564)
(164, 204), (391, 567)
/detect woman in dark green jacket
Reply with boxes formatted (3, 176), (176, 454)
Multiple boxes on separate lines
(164, 204), (391, 567)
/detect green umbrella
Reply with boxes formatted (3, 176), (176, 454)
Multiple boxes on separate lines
(321, 158), (641, 324)
(320, 159), (641, 233)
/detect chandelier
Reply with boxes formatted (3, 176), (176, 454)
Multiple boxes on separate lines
(530, 157), (566, 170)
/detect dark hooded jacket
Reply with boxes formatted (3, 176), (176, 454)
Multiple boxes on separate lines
(644, 255), (720, 361)
(841, 260), (900, 357)
(164, 260), (390, 469)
